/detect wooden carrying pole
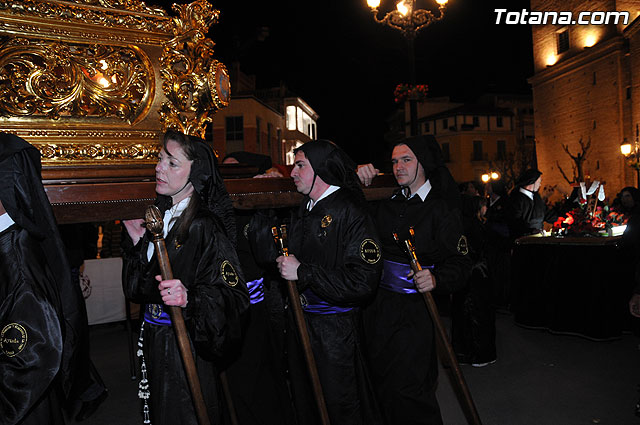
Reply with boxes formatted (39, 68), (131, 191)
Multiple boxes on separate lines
(145, 205), (211, 425)
(272, 225), (331, 425)
(395, 230), (483, 425)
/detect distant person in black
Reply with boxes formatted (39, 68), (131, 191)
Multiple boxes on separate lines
(507, 168), (556, 239)
(0, 133), (87, 425)
(358, 135), (471, 425)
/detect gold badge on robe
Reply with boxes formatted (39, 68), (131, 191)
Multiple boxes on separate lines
(457, 235), (469, 255)
(1, 323), (28, 357)
(220, 260), (239, 287)
(360, 238), (381, 264)
(321, 215), (333, 228)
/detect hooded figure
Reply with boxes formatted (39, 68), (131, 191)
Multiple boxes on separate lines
(507, 168), (554, 238)
(363, 135), (470, 425)
(0, 133), (87, 425)
(275, 139), (384, 425)
(122, 130), (249, 425)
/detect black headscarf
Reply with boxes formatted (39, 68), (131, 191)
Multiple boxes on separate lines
(157, 131), (236, 247)
(295, 139), (365, 204)
(397, 135), (462, 211)
(515, 168), (542, 188)
(0, 132), (84, 398)
(223, 151), (272, 174)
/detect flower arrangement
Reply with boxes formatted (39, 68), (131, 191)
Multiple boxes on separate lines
(553, 202), (628, 236)
(394, 84), (429, 103)
(552, 180), (628, 236)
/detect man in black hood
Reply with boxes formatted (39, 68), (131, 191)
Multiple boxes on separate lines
(275, 139), (384, 425)
(0, 133), (90, 424)
(358, 135), (471, 425)
(507, 168), (556, 239)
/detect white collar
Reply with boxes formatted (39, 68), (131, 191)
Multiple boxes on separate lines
(519, 187), (534, 200)
(403, 180), (432, 202)
(147, 196), (191, 262)
(0, 212), (15, 232)
(308, 185), (340, 210)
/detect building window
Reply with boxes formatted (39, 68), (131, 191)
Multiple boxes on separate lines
(256, 117), (262, 153)
(442, 142), (450, 162)
(442, 118), (448, 130)
(496, 116), (503, 127)
(225, 116), (244, 152)
(424, 122), (430, 133)
(472, 140), (483, 161)
(473, 116), (479, 127)
(496, 140), (506, 160)
(557, 28), (569, 54)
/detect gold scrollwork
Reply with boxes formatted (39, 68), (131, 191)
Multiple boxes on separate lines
(38, 141), (159, 162)
(0, 0), (171, 32)
(159, 0), (230, 138)
(0, 38), (154, 123)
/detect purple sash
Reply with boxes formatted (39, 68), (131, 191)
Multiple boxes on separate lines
(301, 289), (353, 314)
(247, 277), (265, 305)
(143, 303), (172, 326)
(380, 259), (434, 294)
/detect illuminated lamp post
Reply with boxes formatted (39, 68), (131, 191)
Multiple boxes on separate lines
(366, 0), (448, 136)
(481, 170), (501, 184)
(620, 124), (640, 188)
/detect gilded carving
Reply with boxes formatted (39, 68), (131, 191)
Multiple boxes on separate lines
(159, 0), (230, 138)
(0, 0), (172, 32)
(39, 141), (159, 162)
(0, 38), (154, 123)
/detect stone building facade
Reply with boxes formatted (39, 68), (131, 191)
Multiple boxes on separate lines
(530, 0), (640, 200)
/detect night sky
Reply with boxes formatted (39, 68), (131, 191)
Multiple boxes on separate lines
(152, 0), (534, 165)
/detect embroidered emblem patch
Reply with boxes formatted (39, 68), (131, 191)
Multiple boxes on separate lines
(149, 304), (163, 319)
(360, 238), (381, 264)
(220, 260), (239, 287)
(320, 215), (333, 228)
(457, 235), (469, 255)
(1, 323), (28, 357)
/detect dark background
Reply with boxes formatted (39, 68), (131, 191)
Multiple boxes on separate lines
(151, 0), (534, 165)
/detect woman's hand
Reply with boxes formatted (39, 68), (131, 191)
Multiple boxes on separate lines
(276, 255), (300, 281)
(156, 275), (188, 308)
(123, 219), (146, 245)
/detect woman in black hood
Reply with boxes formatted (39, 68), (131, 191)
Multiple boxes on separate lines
(122, 130), (249, 425)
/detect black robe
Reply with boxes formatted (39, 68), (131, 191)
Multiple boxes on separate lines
(507, 189), (551, 239)
(364, 189), (470, 425)
(122, 209), (249, 425)
(0, 225), (65, 425)
(286, 188), (383, 425)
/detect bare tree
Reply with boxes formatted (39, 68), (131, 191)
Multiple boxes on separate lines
(556, 137), (591, 184)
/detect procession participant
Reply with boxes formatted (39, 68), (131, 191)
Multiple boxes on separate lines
(274, 139), (384, 425)
(358, 135), (470, 425)
(221, 153), (296, 425)
(0, 133), (87, 425)
(506, 168), (556, 239)
(122, 130), (249, 425)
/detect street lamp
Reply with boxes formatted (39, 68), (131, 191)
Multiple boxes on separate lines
(481, 170), (501, 183)
(366, 0), (448, 136)
(620, 124), (640, 188)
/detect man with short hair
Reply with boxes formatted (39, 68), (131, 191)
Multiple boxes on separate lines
(358, 135), (470, 425)
(275, 139), (383, 425)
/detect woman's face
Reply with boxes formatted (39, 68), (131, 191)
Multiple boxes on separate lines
(621, 190), (635, 210)
(155, 139), (194, 204)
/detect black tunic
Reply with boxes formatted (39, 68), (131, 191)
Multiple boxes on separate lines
(287, 188), (383, 425)
(122, 209), (249, 425)
(507, 189), (548, 238)
(364, 189), (470, 425)
(0, 225), (65, 425)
